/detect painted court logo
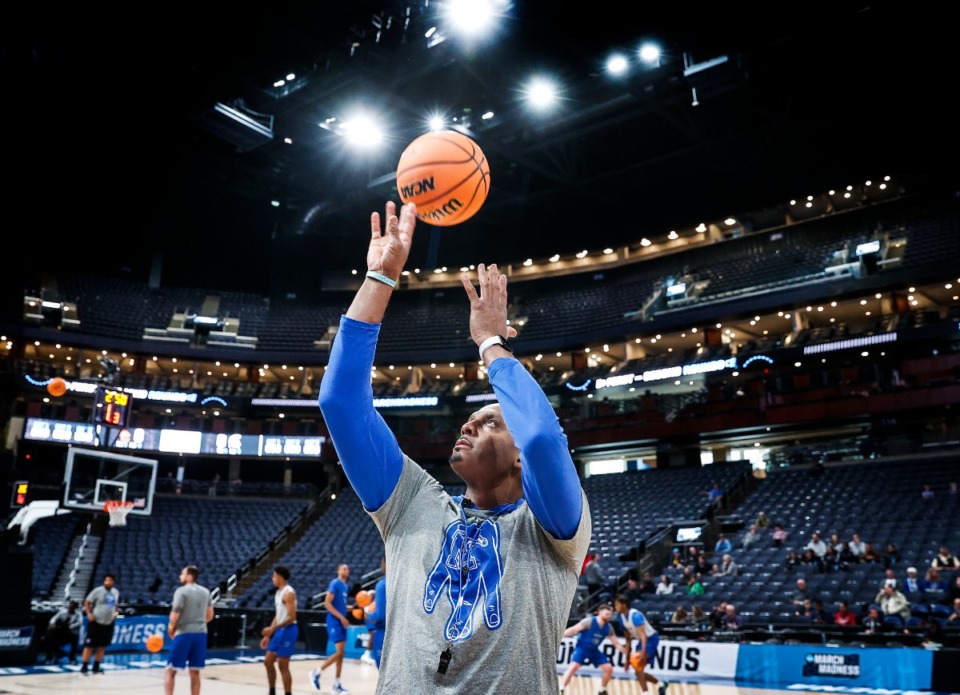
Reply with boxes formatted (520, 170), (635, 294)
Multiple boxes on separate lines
(803, 652), (860, 678)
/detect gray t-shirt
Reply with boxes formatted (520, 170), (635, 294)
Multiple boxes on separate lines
(171, 583), (213, 635)
(85, 586), (120, 625)
(369, 456), (591, 694)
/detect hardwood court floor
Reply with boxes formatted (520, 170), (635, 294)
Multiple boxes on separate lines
(0, 651), (820, 695)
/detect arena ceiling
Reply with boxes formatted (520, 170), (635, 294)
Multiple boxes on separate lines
(6, 3), (955, 297)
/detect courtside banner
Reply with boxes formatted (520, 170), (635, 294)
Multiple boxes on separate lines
(81, 615), (168, 653)
(735, 644), (932, 691)
(556, 637), (738, 680)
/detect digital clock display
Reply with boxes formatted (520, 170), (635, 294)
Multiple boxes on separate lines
(95, 387), (131, 428)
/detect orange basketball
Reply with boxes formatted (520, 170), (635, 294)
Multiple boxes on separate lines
(146, 633), (164, 653)
(352, 607), (365, 620)
(629, 652), (644, 670)
(47, 377), (67, 397)
(396, 130), (490, 226)
(355, 590), (372, 608)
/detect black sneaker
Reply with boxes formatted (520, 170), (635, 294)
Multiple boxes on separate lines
(659, 681), (670, 695)
(80, 664), (89, 675)
(92, 664), (102, 674)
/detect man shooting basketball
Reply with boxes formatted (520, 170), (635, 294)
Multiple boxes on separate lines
(317, 201), (590, 694)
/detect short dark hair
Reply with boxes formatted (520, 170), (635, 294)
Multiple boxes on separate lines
(614, 594), (630, 606)
(597, 603), (613, 612)
(274, 565), (291, 581)
(185, 565), (200, 580)
(104, 573), (115, 581)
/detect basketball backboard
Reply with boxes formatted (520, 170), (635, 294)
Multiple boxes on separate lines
(62, 447), (158, 516)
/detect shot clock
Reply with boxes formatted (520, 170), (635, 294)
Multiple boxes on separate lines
(94, 386), (131, 428)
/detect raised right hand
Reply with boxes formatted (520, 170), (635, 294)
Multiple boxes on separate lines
(367, 202), (416, 281)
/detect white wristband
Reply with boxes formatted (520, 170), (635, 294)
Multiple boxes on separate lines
(478, 335), (503, 361)
(366, 270), (397, 288)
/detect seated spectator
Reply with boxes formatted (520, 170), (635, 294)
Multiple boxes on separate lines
(755, 511), (770, 530)
(706, 482), (724, 504)
(656, 575), (674, 595)
(810, 599), (833, 625)
(636, 571), (656, 595)
(693, 554), (711, 577)
(720, 604), (743, 631)
(670, 548), (683, 567)
(784, 549), (802, 571)
(690, 604), (708, 628)
(685, 574), (705, 596)
(875, 584), (911, 620)
(948, 598), (960, 623)
(861, 543), (881, 564)
(932, 545), (960, 571)
(903, 567), (923, 595)
(709, 601), (728, 630)
(882, 568), (899, 590)
(771, 524), (789, 548)
(801, 548), (825, 574)
(714, 534), (732, 554)
(741, 524), (763, 551)
(804, 532), (828, 558)
(685, 546), (700, 566)
(791, 578), (811, 606)
(950, 481), (959, 497)
(861, 605), (885, 634)
(921, 568), (948, 598)
(833, 600), (857, 627)
(671, 606), (689, 624)
(847, 533), (868, 560)
(828, 533), (845, 555)
(713, 553), (739, 577)
(922, 483), (935, 500)
(822, 546), (848, 574)
(883, 542), (902, 570)
(794, 598), (814, 621)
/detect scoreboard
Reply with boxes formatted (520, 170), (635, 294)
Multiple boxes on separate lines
(94, 387), (131, 428)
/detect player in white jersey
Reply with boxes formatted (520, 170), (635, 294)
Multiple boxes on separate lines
(614, 594), (668, 694)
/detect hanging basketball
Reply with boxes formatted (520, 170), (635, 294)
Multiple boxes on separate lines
(146, 633), (164, 653)
(47, 377), (67, 397)
(396, 130), (490, 226)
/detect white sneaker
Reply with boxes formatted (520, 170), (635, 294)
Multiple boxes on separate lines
(332, 683), (350, 694)
(360, 650), (376, 665)
(308, 668), (320, 691)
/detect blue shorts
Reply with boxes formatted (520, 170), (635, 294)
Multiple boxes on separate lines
(326, 620), (347, 645)
(571, 646), (610, 667)
(167, 633), (207, 670)
(644, 632), (659, 658)
(267, 624), (298, 658)
(371, 629), (384, 668)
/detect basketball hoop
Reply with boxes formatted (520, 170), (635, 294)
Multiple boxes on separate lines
(104, 500), (134, 527)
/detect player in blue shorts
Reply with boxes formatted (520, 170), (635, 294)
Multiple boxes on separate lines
(260, 566), (298, 695)
(614, 594), (667, 695)
(165, 565), (213, 695)
(309, 563), (352, 693)
(559, 603), (627, 695)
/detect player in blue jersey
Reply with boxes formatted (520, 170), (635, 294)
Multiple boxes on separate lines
(317, 201), (591, 694)
(309, 563), (352, 693)
(558, 603), (627, 695)
(614, 594), (668, 695)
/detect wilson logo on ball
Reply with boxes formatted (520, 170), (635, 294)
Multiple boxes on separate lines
(396, 130), (490, 227)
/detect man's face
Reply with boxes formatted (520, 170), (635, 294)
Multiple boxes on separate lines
(103, 577), (114, 590)
(449, 405), (520, 484)
(598, 606), (613, 621)
(179, 568), (190, 585)
(338, 564), (350, 582)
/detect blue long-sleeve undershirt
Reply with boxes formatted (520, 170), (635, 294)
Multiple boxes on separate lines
(318, 315), (582, 540)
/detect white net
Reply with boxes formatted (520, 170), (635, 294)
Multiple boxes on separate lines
(105, 501), (134, 527)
